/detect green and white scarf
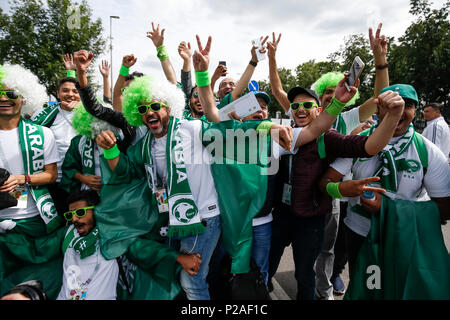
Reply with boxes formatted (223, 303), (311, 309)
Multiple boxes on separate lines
(62, 225), (100, 259)
(18, 118), (63, 233)
(78, 136), (96, 176)
(142, 117), (205, 238)
(31, 103), (59, 126)
(331, 114), (347, 135)
(366, 124), (416, 192)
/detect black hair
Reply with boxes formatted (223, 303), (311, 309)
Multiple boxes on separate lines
(57, 77), (79, 91)
(3, 280), (47, 300)
(66, 190), (100, 207)
(425, 102), (443, 112)
(124, 71), (144, 82)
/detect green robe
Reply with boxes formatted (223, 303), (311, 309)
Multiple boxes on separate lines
(344, 196), (450, 300)
(96, 119), (270, 278)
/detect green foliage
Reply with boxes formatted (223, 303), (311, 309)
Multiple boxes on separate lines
(389, 0), (450, 113)
(260, 0), (449, 120)
(0, 0), (106, 97)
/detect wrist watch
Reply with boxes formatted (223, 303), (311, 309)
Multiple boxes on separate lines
(249, 60), (258, 67)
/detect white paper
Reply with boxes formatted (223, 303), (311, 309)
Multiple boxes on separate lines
(218, 92), (262, 121)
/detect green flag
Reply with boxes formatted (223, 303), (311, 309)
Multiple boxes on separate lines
(345, 196), (450, 300)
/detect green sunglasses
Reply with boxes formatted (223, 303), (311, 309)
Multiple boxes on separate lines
(64, 206), (94, 221)
(137, 102), (168, 115)
(290, 101), (318, 111)
(0, 90), (21, 101)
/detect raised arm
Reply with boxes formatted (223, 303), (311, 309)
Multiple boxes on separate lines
(362, 90), (404, 155)
(146, 22), (177, 85)
(98, 59), (111, 102)
(231, 35), (269, 101)
(210, 63), (228, 93)
(112, 54), (137, 112)
(178, 41), (193, 98)
(267, 32), (290, 112)
(296, 75), (359, 148)
(357, 23), (390, 122)
(193, 35), (219, 122)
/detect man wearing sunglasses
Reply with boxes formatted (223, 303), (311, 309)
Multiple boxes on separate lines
(0, 189), (202, 300)
(263, 84), (406, 299)
(0, 64), (61, 236)
(320, 84), (450, 299)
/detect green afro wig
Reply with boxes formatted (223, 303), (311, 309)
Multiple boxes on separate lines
(122, 75), (186, 126)
(72, 101), (120, 139)
(311, 72), (360, 106)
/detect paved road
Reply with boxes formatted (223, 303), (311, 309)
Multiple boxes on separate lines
(270, 222), (450, 300)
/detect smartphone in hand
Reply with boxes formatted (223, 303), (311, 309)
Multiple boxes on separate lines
(251, 38), (266, 61)
(345, 56), (365, 91)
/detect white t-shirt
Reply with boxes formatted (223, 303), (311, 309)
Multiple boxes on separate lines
(0, 126), (59, 219)
(57, 226), (119, 300)
(150, 120), (221, 219)
(422, 116), (450, 158)
(331, 134), (450, 237)
(51, 108), (77, 182)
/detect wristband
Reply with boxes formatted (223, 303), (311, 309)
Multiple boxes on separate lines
(195, 70), (211, 87)
(156, 45), (169, 61)
(256, 121), (275, 135)
(66, 70), (76, 78)
(324, 96), (346, 118)
(103, 144), (120, 159)
(24, 174), (32, 186)
(119, 65), (130, 77)
(249, 60), (257, 67)
(326, 182), (343, 199)
(375, 63), (389, 70)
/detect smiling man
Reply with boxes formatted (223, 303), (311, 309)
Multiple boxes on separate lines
(321, 84), (450, 299)
(0, 64), (62, 235)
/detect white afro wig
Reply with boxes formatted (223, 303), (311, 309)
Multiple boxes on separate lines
(0, 64), (48, 116)
(122, 75), (186, 126)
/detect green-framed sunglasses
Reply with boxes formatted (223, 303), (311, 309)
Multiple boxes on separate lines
(63, 206), (94, 221)
(290, 101), (318, 111)
(137, 102), (168, 115)
(0, 90), (21, 101)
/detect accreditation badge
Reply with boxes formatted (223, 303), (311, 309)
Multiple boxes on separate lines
(155, 187), (169, 213)
(281, 183), (292, 205)
(12, 185), (28, 209)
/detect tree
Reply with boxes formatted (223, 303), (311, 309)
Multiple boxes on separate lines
(0, 0), (106, 97)
(389, 0), (450, 113)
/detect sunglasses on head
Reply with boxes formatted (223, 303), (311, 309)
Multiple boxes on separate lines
(63, 206), (94, 221)
(137, 102), (168, 115)
(290, 101), (318, 111)
(0, 90), (21, 101)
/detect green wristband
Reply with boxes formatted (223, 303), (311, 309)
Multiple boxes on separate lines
(326, 182), (343, 199)
(156, 45), (169, 61)
(195, 70), (211, 87)
(119, 65), (130, 77)
(66, 70), (76, 78)
(324, 96), (346, 118)
(102, 144), (120, 159)
(256, 121), (276, 135)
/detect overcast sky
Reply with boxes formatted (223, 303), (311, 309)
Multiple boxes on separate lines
(1, 0), (446, 92)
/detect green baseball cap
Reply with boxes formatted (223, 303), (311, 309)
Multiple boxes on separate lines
(380, 84), (419, 106)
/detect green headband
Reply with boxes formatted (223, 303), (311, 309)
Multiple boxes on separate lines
(122, 75), (155, 126)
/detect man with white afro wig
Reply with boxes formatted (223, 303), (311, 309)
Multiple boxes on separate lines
(0, 63), (63, 237)
(0, 64), (48, 117)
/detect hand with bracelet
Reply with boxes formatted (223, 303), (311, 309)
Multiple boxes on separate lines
(0, 174), (26, 194)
